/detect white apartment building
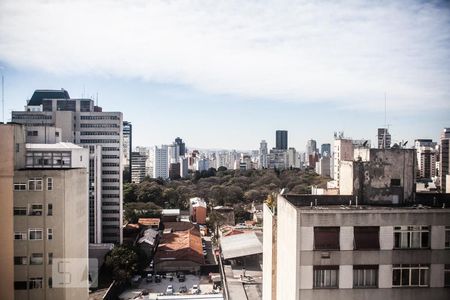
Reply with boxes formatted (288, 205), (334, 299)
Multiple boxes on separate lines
(12, 89), (123, 244)
(152, 145), (169, 179)
(263, 194), (450, 300)
(415, 139), (437, 179)
(259, 140), (268, 169)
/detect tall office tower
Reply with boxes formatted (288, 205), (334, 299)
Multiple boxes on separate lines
(131, 151), (148, 183)
(152, 145), (169, 179)
(321, 143), (331, 157)
(332, 138), (354, 184)
(276, 130), (288, 150)
(415, 139), (437, 179)
(440, 128), (450, 193)
(259, 140), (268, 169)
(12, 89), (123, 244)
(122, 121), (132, 183)
(306, 139), (317, 167)
(1, 124), (89, 300)
(175, 137), (186, 156)
(377, 128), (391, 149)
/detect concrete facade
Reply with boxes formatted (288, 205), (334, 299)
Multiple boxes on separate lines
(263, 194), (450, 300)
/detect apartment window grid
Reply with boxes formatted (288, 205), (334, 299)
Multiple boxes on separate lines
(313, 266), (339, 288)
(30, 253), (44, 265)
(47, 228), (53, 240)
(394, 226), (430, 249)
(47, 177), (53, 190)
(13, 183), (27, 191)
(47, 203), (53, 216)
(29, 228), (43, 240)
(28, 178), (43, 191)
(29, 277), (43, 289)
(314, 227), (340, 250)
(353, 266), (378, 288)
(13, 206), (27, 216)
(392, 264), (429, 287)
(14, 256), (28, 265)
(29, 204), (43, 216)
(26, 152), (71, 168)
(48, 253), (53, 265)
(14, 232), (27, 240)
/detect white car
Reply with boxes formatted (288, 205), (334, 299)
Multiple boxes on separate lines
(191, 284), (201, 294)
(166, 285), (174, 295)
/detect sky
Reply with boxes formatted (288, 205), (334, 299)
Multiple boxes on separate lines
(0, 0), (449, 151)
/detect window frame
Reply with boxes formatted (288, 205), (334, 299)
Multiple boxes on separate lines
(47, 228), (53, 240)
(393, 226), (430, 249)
(14, 232), (27, 240)
(29, 277), (43, 289)
(28, 228), (43, 240)
(313, 266), (339, 289)
(13, 206), (27, 216)
(29, 204), (43, 216)
(14, 256), (28, 265)
(47, 177), (53, 190)
(353, 265), (378, 288)
(354, 226), (380, 250)
(29, 253), (44, 265)
(314, 227), (340, 250)
(445, 226), (450, 249)
(392, 264), (429, 287)
(28, 178), (43, 191)
(13, 183), (27, 191)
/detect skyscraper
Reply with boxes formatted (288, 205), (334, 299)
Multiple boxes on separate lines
(377, 128), (391, 149)
(175, 137), (186, 156)
(12, 89), (123, 244)
(415, 139), (437, 179)
(123, 121), (132, 183)
(276, 130), (288, 150)
(306, 139), (317, 167)
(152, 145), (169, 179)
(259, 140), (268, 169)
(320, 143), (331, 157)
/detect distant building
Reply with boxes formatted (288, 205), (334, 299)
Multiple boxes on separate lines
(306, 139), (317, 160)
(152, 145), (169, 179)
(263, 194), (450, 300)
(287, 147), (299, 168)
(315, 156), (331, 177)
(169, 162), (181, 179)
(268, 149), (288, 170)
(440, 128), (450, 193)
(259, 140), (268, 169)
(123, 121), (132, 183)
(213, 206), (235, 226)
(320, 143), (330, 157)
(189, 197), (207, 224)
(276, 130), (288, 150)
(131, 151), (147, 183)
(377, 127), (391, 149)
(175, 137), (186, 156)
(180, 157), (189, 178)
(415, 139), (437, 180)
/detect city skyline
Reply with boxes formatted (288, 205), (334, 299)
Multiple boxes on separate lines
(1, 0), (449, 150)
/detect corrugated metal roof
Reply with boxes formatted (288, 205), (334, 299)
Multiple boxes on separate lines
(220, 232), (262, 260)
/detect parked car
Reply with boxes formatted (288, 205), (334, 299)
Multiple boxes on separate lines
(154, 274), (161, 283)
(178, 273), (186, 282)
(166, 273), (174, 281)
(179, 285), (188, 293)
(166, 285), (174, 295)
(192, 284), (201, 294)
(146, 274), (153, 283)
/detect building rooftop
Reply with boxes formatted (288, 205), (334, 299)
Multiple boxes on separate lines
(138, 218), (160, 227)
(28, 89), (70, 106)
(137, 228), (159, 247)
(162, 209), (181, 216)
(154, 228), (204, 265)
(220, 232), (263, 260)
(190, 197), (207, 208)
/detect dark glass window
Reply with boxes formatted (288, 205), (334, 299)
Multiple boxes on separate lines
(313, 266), (339, 288)
(14, 281), (28, 290)
(391, 179), (401, 186)
(354, 227), (380, 250)
(314, 227), (340, 250)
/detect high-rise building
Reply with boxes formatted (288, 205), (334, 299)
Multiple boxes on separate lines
(259, 140), (268, 169)
(377, 128), (391, 149)
(440, 128), (450, 193)
(276, 130), (288, 150)
(123, 121), (132, 183)
(263, 194), (450, 300)
(321, 143), (331, 157)
(1, 124), (90, 300)
(12, 89), (123, 244)
(152, 145), (169, 179)
(287, 147), (299, 168)
(131, 151), (148, 183)
(306, 139), (318, 167)
(175, 137), (186, 156)
(415, 139), (437, 180)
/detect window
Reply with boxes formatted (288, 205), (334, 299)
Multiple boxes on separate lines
(29, 204), (43, 216)
(29, 277), (43, 289)
(14, 183), (27, 191)
(29, 228), (43, 240)
(394, 226), (430, 249)
(391, 179), (401, 186)
(47, 228), (53, 240)
(13, 206), (27, 216)
(353, 266), (378, 288)
(445, 265), (450, 287)
(28, 178), (43, 191)
(55, 132), (60, 137)
(48, 253), (53, 265)
(354, 227), (380, 250)
(313, 266), (338, 288)
(14, 281), (27, 290)
(27, 130), (38, 136)
(14, 256), (27, 265)
(392, 264), (429, 287)
(47, 203), (53, 216)
(48, 277), (53, 288)
(314, 227), (340, 250)
(445, 226), (450, 249)
(14, 232), (27, 240)
(30, 253), (44, 265)
(47, 177), (53, 190)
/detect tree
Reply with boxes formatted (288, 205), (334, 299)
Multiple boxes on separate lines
(162, 188), (179, 208)
(137, 182), (163, 205)
(217, 166), (227, 172)
(123, 183), (138, 203)
(104, 245), (140, 283)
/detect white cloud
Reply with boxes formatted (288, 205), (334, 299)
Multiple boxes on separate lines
(0, 0), (449, 111)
